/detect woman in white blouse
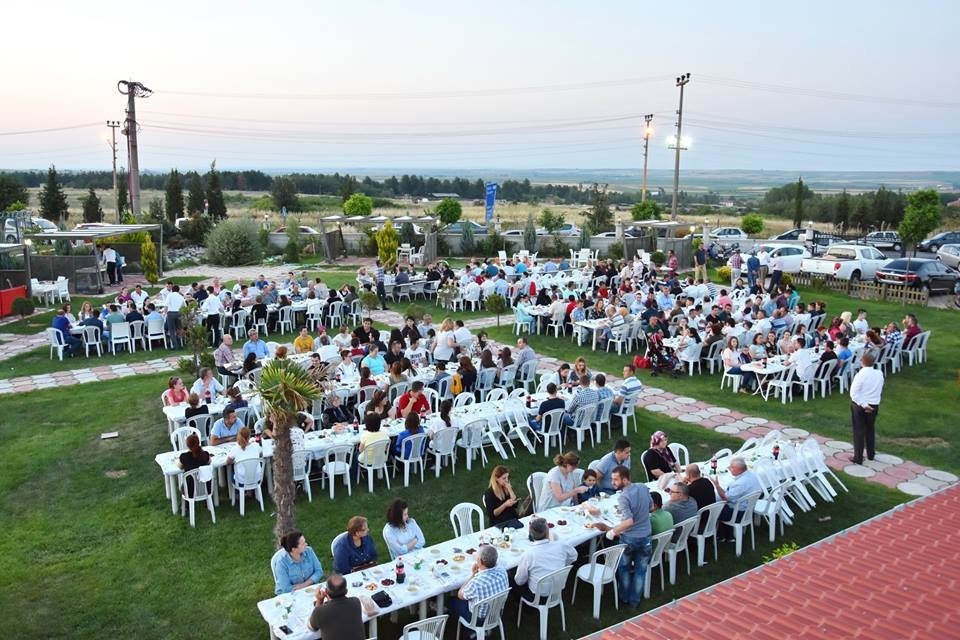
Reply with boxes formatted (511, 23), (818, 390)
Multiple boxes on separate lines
(335, 350), (359, 380)
(383, 497), (425, 559)
(432, 318), (457, 363)
(225, 427), (263, 485)
(538, 452), (588, 512)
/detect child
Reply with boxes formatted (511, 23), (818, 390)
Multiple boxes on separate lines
(577, 469), (602, 503)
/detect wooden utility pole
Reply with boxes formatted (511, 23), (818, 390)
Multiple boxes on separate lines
(670, 73), (691, 221)
(641, 114), (654, 203)
(118, 80), (152, 216)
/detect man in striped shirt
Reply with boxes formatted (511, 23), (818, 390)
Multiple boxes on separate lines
(564, 374), (599, 425)
(374, 259), (388, 310)
(615, 364), (643, 406)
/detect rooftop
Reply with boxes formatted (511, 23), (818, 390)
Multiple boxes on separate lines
(585, 484), (960, 640)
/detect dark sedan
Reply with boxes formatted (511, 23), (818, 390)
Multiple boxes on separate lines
(917, 231), (960, 253)
(874, 258), (959, 293)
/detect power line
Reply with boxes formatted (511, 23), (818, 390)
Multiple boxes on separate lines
(0, 122), (101, 136)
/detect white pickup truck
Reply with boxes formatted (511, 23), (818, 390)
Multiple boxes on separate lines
(799, 244), (890, 282)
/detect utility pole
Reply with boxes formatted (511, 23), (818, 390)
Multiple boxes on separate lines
(118, 79), (152, 216)
(106, 120), (121, 222)
(640, 113), (654, 203)
(670, 73), (691, 221)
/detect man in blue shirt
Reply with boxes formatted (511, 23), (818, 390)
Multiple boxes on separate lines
(558, 257), (570, 271)
(543, 259), (558, 273)
(493, 275), (509, 298)
(746, 251), (761, 289)
(711, 457), (762, 541)
(51, 310), (82, 356)
(210, 407), (242, 445)
(514, 261), (528, 275)
(595, 465), (652, 608)
(242, 329), (269, 361)
(615, 364), (644, 407)
(594, 439), (632, 493)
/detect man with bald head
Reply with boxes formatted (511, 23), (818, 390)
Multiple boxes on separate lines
(307, 572), (374, 639)
(684, 463), (717, 511)
(710, 457), (762, 541)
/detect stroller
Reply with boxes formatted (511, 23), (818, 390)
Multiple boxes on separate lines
(645, 333), (682, 377)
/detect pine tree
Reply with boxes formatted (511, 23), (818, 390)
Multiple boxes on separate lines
(186, 173), (205, 215)
(793, 177), (805, 229)
(81, 186), (103, 223)
(38, 165), (69, 223)
(833, 190), (850, 232)
(117, 171), (129, 215)
(206, 161), (227, 220)
(164, 169), (185, 224)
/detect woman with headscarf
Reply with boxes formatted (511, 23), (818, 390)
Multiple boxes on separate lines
(641, 430), (681, 480)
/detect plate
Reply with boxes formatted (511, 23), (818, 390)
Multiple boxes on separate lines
(407, 585), (419, 593)
(365, 583), (378, 591)
(584, 522), (595, 529)
(429, 548), (441, 555)
(381, 578), (395, 586)
(498, 542), (510, 549)
(304, 586), (316, 594)
(452, 554), (466, 562)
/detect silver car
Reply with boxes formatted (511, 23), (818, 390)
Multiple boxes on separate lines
(936, 244), (960, 270)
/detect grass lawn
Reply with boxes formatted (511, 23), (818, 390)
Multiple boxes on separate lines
(483, 289), (960, 474)
(0, 373), (907, 639)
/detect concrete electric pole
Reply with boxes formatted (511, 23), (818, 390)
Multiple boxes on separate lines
(106, 120), (120, 222)
(670, 73), (691, 221)
(118, 80), (152, 216)
(640, 113), (654, 203)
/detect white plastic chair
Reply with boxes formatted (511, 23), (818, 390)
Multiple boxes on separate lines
(720, 369), (742, 393)
(457, 420), (488, 471)
(428, 427), (458, 478)
(592, 397), (614, 441)
(678, 342), (703, 376)
(357, 438), (391, 493)
(516, 359), (539, 393)
(402, 614), (448, 640)
(231, 458), (265, 517)
(486, 388), (508, 403)
(230, 309), (249, 340)
(393, 432), (428, 486)
(516, 564), (574, 640)
(291, 449), (313, 502)
(720, 490), (762, 557)
(540, 408), (566, 457)
(276, 306), (294, 334)
(170, 426), (201, 451)
(146, 318), (168, 350)
(457, 589), (510, 640)
(449, 502), (484, 537)
(611, 395), (638, 436)
(644, 530), (673, 598)
(82, 325), (103, 357)
(475, 368), (497, 402)
(668, 442), (690, 468)
(46, 327), (66, 360)
(321, 444), (353, 499)
(128, 319), (146, 351)
(665, 516), (699, 584)
(109, 321), (133, 355)
(55, 277), (70, 302)
(453, 391), (475, 408)
(179, 467), (216, 527)
(693, 501), (726, 566)
(186, 415), (213, 444)
(330, 531), (347, 559)
(754, 482), (788, 543)
(567, 405), (595, 450)
(526, 471), (547, 510)
(571, 543), (626, 619)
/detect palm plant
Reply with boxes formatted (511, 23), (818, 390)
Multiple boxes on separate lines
(256, 359), (328, 543)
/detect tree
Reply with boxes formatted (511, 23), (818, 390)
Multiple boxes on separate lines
(460, 219), (475, 255)
(850, 196), (872, 232)
(148, 197), (165, 222)
(164, 169), (185, 224)
(81, 186), (103, 223)
(833, 190), (850, 232)
(117, 171), (129, 216)
(793, 177), (805, 229)
(284, 220), (300, 263)
(537, 207), (565, 233)
(0, 174), (29, 211)
(141, 236), (159, 283)
(630, 200), (662, 221)
(485, 293), (507, 327)
(375, 220), (399, 267)
(255, 359), (323, 543)
(399, 221), (416, 246)
(522, 213), (538, 252)
(740, 213), (764, 235)
(583, 184), (612, 233)
(435, 198), (462, 226)
(38, 165), (69, 223)
(186, 173), (205, 215)
(339, 175), (357, 201)
(343, 193), (373, 217)
(205, 161), (227, 220)
(271, 176), (299, 212)
(899, 189), (942, 257)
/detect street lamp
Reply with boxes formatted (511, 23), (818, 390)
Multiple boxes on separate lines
(666, 135), (691, 150)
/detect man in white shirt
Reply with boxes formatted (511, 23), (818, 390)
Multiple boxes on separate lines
(163, 285), (186, 349)
(405, 337), (427, 368)
(453, 320), (472, 350)
(849, 351), (884, 465)
(130, 284), (150, 309)
(852, 309), (869, 336)
(480, 275), (496, 300)
(464, 279), (481, 305)
(513, 517), (576, 602)
(102, 244), (118, 285)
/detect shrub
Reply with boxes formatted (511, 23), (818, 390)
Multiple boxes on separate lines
(435, 198), (462, 226)
(359, 290), (380, 312)
(141, 238), (159, 284)
(692, 237), (702, 251)
(460, 221), (475, 255)
(717, 265), (732, 282)
(522, 213), (538, 252)
(630, 201), (662, 221)
(181, 214), (213, 246)
(780, 273), (793, 287)
(206, 219), (263, 266)
(11, 296), (35, 318)
(578, 225), (591, 250)
(359, 227), (379, 257)
(741, 213), (764, 235)
(607, 241), (624, 260)
(762, 541), (799, 563)
(484, 293), (507, 326)
(375, 221), (399, 268)
(284, 222), (301, 263)
(258, 227), (269, 251)
(399, 221), (416, 246)
(477, 231), (511, 256)
(343, 193), (373, 216)
(650, 250), (665, 266)
(435, 235), (452, 258)
(404, 303), (426, 321)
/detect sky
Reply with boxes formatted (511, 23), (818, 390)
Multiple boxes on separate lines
(1, 0), (958, 174)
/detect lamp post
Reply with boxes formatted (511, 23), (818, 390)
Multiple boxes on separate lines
(22, 238), (33, 298)
(641, 114), (654, 203)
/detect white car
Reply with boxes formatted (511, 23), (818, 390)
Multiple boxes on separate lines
(268, 225), (322, 249)
(754, 243), (811, 274)
(800, 244), (890, 282)
(3, 217), (58, 243)
(710, 227), (748, 247)
(537, 223), (581, 237)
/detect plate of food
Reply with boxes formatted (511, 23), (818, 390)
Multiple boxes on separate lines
(547, 522), (556, 528)
(498, 541), (510, 549)
(365, 583), (378, 591)
(371, 568), (383, 577)
(465, 548), (477, 555)
(407, 584), (419, 593)
(584, 522), (595, 529)
(435, 559), (448, 566)
(452, 554), (466, 562)
(429, 548), (441, 555)
(380, 578), (395, 586)
(557, 519), (568, 526)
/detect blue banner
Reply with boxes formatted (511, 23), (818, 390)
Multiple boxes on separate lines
(484, 182), (497, 222)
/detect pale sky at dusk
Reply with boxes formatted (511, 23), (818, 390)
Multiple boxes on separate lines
(2, 0), (957, 173)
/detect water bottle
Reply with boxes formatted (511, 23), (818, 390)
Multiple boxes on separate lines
(395, 557), (405, 584)
(710, 458), (718, 475)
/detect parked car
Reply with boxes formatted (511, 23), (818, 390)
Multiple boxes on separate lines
(710, 227), (748, 247)
(935, 244), (960, 270)
(593, 228), (641, 239)
(862, 230), (902, 251)
(537, 223), (581, 237)
(268, 225), (322, 249)
(501, 229), (525, 237)
(769, 228), (842, 251)
(755, 243), (811, 273)
(800, 244), (889, 282)
(917, 231), (960, 253)
(3, 217), (58, 243)
(875, 258), (960, 293)
(444, 220), (488, 235)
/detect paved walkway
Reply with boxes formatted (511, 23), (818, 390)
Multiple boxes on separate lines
(0, 357), (180, 394)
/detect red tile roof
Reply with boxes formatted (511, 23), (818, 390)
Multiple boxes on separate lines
(584, 484), (960, 640)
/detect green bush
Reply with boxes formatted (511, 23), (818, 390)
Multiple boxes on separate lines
(477, 231), (510, 256)
(607, 241), (624, 260)
(343, 193), (373, 216)
(460, 221), (475, 255)
(12, 296), (35, 318)
(206, 219), (263, 266)
(435, 198), (462, 226)
(258, 227), (269, 251)
(284, 223), (301, 263)
(359, 290), (380, 312)
(376, 221), (399, 268)
(435, 235), (452, 258)
(141, 238), (159, 284)
(181, 214), (213, 246)
(717, 265), (732, 282)
(484, 293), (507, 326)
(741, 213), (764, 235)
(651, 250), (665, 266)
(404, 303), (426, 321)
(691, 237), (702, 251)
(780, 273), (793, 287)
(523, 213), (538, 252)
(400, 221), (417, 246)
(762, 541), (799, 563)
(359, 227), (379, 257)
